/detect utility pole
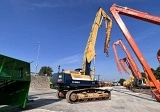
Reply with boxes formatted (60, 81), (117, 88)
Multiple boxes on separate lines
(35, 42), (40, 74)
(95, 75), (100, 81)
(97, 75), (100, 81)
(58, 65), (60, 73)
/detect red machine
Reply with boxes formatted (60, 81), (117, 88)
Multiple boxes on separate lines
(157, 49), (160, 63)
(119, 58), (129, 74)
(113, 40), (146, 88)
(110, 4), (160, 102)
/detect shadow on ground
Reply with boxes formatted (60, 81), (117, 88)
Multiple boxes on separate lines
(7, 90), (60, 112)
(113, 89), (157, 102)
(29, 91), (56, 97)
(10, 98), (61, 112)
(28, 91), (56, 100)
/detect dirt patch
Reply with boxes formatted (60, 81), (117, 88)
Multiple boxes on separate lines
(29, 75), (51, 90)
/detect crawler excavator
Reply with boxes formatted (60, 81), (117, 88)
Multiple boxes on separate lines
(110, 4), (160, 102)
(53, 8), (112, 103)
(118, 57), (158, 94)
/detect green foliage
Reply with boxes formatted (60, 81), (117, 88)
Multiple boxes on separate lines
(118, 78), (126, 86)
(141, 72), (146, 78)
(38, 66), (53, 76)
(50, 77), (53, 83)
(141, 67), (160, 80)
(155, 67), (160, 79)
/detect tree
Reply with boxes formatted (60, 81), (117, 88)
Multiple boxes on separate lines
(141, 67), (160, 80)
(141, 72), (146, 78)
(154, 67), (160, 80)
(118, 78), (126, 86)
(38, 66), (53, 76)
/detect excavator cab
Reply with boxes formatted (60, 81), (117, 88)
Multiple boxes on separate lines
(135, 78), (146, 88)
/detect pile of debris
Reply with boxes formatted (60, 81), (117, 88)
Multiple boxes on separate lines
(98, 81), (113, 87)
(29, 75), (51, 90)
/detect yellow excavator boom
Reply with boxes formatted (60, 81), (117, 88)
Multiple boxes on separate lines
(81, 8), (112, 77)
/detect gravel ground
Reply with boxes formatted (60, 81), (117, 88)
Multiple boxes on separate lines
(29, 76), (51, 91)
(12, 86), (160, 112)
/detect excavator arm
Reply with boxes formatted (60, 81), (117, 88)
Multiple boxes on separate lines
(112, 41), (122, 74)
(110, 4), (160, 102)
(81, 8), (112, 76)
(113, 40), (142, 79)
(120, 57), (140, 78)
(110, 4), (160, 25)
(119, 58), (130, 74)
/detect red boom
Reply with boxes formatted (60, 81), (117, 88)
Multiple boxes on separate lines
(110, 4), (160, 102)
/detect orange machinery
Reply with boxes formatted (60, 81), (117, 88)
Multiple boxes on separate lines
(113, 40), (146, 88)
(110, 4), (160, 102)
(119, 57), (160, 87)
(119, 58), (130, 74)
(157, 49), (160, 63)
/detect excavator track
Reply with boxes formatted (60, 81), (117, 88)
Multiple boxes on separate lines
(66, 88), (111, 103)
(125, 86), (152, 95)
(131, 88), (152, 95)
(56, 90), (67, 99)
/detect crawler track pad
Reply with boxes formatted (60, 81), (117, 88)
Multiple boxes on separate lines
(66, 88), (111, 103)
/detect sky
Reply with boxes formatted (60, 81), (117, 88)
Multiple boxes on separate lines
(0, 0), (160, 81)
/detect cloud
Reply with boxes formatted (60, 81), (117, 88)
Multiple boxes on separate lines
(134, 28), (159, 42)
(32, 1), (77, 8)
(32, 0), (106, 8)
(32, 0), (146, 9)
(32, 3), (60, 8)
(53, 54), (82, 65)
